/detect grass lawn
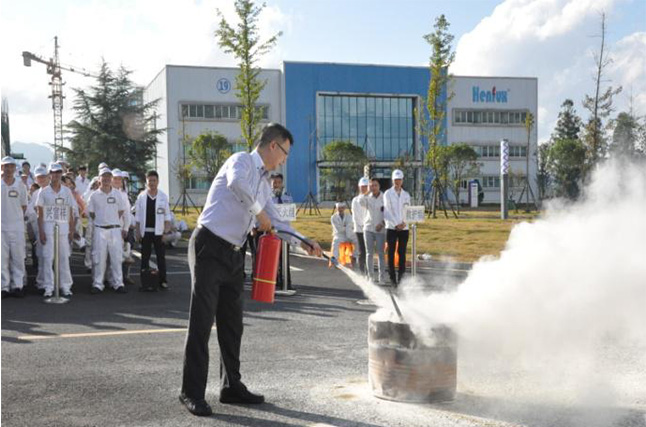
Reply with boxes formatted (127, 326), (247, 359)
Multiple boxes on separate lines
(174, 207), (540, 263)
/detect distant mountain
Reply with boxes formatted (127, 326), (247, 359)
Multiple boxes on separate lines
(9, 142), (54, 166)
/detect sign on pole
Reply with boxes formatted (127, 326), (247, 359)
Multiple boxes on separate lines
(275, 203), (297, 222)
(404, 205), (425, 224)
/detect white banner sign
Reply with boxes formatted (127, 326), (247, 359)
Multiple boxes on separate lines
(275, 203), (297, 222)
(404, 205), (425, 223)
(44, 205), (69, 223)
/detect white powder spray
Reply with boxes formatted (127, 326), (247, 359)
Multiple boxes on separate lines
(339, 159), (646, 423)
(395, 159), (646, 417)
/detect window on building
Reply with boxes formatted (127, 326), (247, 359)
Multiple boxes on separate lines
(317, 94), (416, 161)
(179, 103), (269, 121)
(453, 109), (530, 127)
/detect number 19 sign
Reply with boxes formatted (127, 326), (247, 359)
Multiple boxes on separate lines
(404, 205), (425, 223)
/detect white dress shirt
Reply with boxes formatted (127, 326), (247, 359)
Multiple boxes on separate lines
(361, 192), (385, 233)
(351, 194), (366, 233)
(87, 188), (126, 226)
(198, 150), (304, 247)
(383, 187), (411, 230)
(75, 175), (89, 196)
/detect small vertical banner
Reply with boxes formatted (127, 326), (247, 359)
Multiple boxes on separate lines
(500, 139), (510, 175)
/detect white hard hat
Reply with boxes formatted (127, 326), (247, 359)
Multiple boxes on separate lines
(34, 166), (48, 177)
(1, 156), (16, 165)
(48, 162), (63, 173)
(392, 169), (404, 180)
(358, 177), (370, 187)
(335, 202), (344, 209)
(98, 162), (108, 170)
(99, 167), (113, 176)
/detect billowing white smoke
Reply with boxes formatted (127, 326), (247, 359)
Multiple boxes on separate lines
(397, 159), (646, 409)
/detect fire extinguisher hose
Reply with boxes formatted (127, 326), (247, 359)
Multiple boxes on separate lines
(274, 229), (339, 267)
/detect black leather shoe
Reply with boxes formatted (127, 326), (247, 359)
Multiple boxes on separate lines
(220, 383), (265, 404)
(10, 288), (25, 298)
(115, 286), (128, 294)
(179, 393), (212, 416)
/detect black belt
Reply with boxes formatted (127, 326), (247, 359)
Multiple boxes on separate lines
(197, 225), (241, 252)
(95, 224), (121, 229)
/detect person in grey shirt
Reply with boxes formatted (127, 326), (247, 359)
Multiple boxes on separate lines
(362, 178), (386, 284)
(180, 123), (322, 417)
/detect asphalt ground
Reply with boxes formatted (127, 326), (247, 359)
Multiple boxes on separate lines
(2, 244), (645, 427)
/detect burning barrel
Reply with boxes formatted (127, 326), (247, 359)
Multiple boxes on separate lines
(368, 314), (457, 402)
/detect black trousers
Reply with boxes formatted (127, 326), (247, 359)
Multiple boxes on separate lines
(386, 229), (409, 284)
(182, 227), (245, 400)
(355, 232), (366, 274)
(141, 232), (166, 282)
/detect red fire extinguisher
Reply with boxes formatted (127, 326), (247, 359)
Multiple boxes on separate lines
(252, 231), (282, 303)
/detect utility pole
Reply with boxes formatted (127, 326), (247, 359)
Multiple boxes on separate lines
(22, 36), (97, 160)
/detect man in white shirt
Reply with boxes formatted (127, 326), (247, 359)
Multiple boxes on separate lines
(87, 167), (127, 294)
(351, 177), (369, 274)
(330, 202), (356, 262)
(180, 123), (322, 417)
(111, 169), (135, 286)
(83, 176), (100, 272)
(74, 165), (89, 196)
(362, 178), (386, 284)
(35, 162), (77, 298)
(27, 166), (50, 292)
(134, 170), (172, 291)
(384, 169), (411, 286)
(2, 157), (28, 298)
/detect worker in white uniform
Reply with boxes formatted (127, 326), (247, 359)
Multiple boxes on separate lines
(83, 176), (100, 272)
(27, 166), (50, 292)
(330, 202), (356, 262)
(2, 156), (29, 298)
(87, 167), (127, 294)
(383, 169), (411, 286)
(111, 169), (134, 286)
(35, 162), (77, 298)
(351, 177), (370, 274)
(362, 178), (386, 284)
(74, 165), (89, 196)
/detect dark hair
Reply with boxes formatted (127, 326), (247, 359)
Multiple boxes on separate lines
(257, 123), (293, 149)
(22, 161), (31, 167)
(146, 170), (159, 179)
(78, 165), (87, 170)
(271, 173), (284, 180)
(370, 178), (380, 187)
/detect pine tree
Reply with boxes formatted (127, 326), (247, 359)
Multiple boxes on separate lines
(552, 99), (582, 141)
(63, 61), (161, 179)
(216, 0), (281, 152)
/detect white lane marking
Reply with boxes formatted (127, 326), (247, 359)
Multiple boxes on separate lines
(16, 326), (215, 341)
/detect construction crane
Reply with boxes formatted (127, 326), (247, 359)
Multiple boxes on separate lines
(22, 36), (97, 160)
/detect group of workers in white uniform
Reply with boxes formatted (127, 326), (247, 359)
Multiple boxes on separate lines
(331, 169), (411, 286)
(1, 156), (179, 299)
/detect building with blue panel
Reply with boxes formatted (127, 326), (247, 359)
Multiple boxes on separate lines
(284, 62), (434, 203)
(145, 61), (537, 206)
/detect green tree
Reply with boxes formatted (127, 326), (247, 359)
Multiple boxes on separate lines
(537, 141), (553, 200)
(188, 131), (232, 181)
(446, 144), (479, 213)
(427, 144), (451, 209)
(321, 141), (367, 203)
(582, 12), (622, 166)
(418, 14), (456, 218)
(611, 111), (642, 158)
(548, 138), (587, 200)
(63, 61), (161, 179)
(552, 99), (582, 141)
(216, 0), (281, 152)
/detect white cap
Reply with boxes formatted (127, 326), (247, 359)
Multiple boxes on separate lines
(392, 169), (404, 180)
(358, 177), (370, 187)
(1, 156), (16, 165)
(48, 162), (63, 173)
(99, 167), (113, 176)
(111, 168), (122, 177)
(120, 171), (130, 179)
(34, 166), (48, 177)
(335, 202), (344, 209)
(98, 162), (108, 170)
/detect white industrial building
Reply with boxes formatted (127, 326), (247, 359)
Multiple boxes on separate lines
(143, 65), (283, 206)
